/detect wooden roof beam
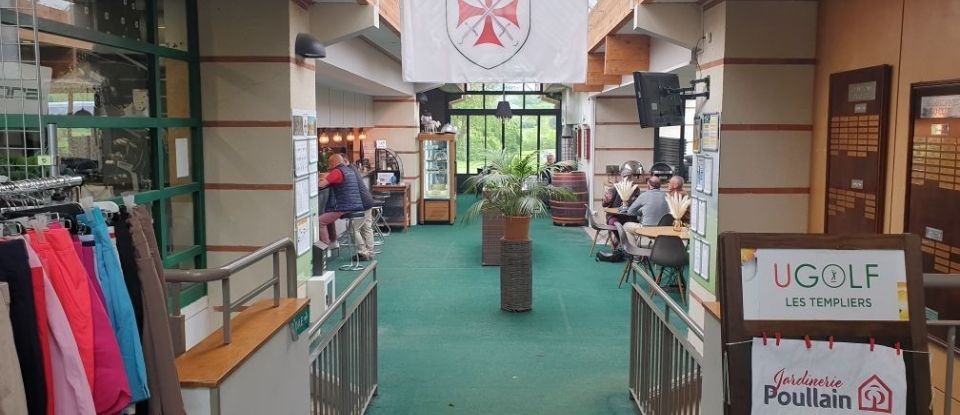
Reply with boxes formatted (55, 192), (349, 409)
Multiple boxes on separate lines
(603, 34), (650, 75)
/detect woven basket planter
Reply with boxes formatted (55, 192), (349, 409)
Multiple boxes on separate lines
(482, 212), (504, 266)
(500, 239), (532, 312)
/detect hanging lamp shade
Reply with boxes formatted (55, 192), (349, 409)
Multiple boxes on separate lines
(333, 130), (343, 143)
(346, 130), (356, 142)
(319, 129), (330, 144)
(495, 100), (513, 120)
(358, 129), (367, 141)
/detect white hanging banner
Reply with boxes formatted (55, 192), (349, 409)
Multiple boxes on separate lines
(751, 338), (906, 414)
(401, 0), (588, 83)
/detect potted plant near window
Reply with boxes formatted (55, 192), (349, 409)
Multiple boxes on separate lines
(463, 151), (574, 240)
(463, 151), (574, 312)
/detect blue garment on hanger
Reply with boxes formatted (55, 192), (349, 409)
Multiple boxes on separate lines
(78, 208), (151, 403)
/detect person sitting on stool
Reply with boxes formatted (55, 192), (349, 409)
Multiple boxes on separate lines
(348, 161), (377, 261)
(318, 154), (366, 248)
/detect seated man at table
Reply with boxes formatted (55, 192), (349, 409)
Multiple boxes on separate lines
(317, 154), (367, 248)
(602, 173), (641, 249)
(623, 176), (670, 236)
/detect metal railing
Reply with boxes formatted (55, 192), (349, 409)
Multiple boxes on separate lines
(309, 262), (379, 415)
(629, 263), (704, 415)
(165, 238), (298, 345)
(925, 273), (959, 415)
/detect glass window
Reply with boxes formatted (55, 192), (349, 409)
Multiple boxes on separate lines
(0, 130), (44, 180)
(540, 115), (557, 160)
(452, 115), (467, 174)
(451, 94), (483, 110)
(524, 94), (558, 110)
(166, 193), (195, 254)
(520, 115), (537, 161)
(502, 116), (521, 160)
(485, 116), (503, 154)
(35, 0), (148, 42)
(158, 0), (189, 51)
(57, 127), (153, 198)
(468, 115), (486, 173)
(34, 32), (151, 117)
(160, 58), (191, 118)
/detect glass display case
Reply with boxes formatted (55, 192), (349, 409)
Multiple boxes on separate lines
(418, 133), (457, 224)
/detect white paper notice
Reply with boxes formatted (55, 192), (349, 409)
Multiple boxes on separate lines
(751, 339), (906, 415)
(699, 241), (710, 279)
(296, 216), (311, 256)
(703, 157), (714, 195)
(175, 138), (189, 178)
(309, 173), (319, 197)
(295, 178), (310, 216)
(309, 139), (319, 163)
(740, 249), (908, 321)
(697, 199), (707, 235)
(294, 140), (310, 178)
(692, 239), (702, 277)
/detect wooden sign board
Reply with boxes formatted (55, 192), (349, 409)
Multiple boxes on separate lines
(719, 233), (930, 414)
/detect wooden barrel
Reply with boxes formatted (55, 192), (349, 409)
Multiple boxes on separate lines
(550, 171), (588, 226)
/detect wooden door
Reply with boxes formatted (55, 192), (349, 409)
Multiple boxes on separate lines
(906, 80), (960, 343)
(825, 65), (892, 234)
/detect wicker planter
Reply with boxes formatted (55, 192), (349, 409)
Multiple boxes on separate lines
(500, 239), (532, 312)
(482, 212), (504, 266)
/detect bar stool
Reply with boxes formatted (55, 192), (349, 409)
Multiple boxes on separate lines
(339, 211), (368, 271)
(372, 195), (391, 241)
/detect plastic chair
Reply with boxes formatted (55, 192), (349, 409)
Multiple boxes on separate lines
(649, 235), (689, 303)
(615, 222), (653, 288)
(656, 214), (675, 227)
(585, 204), (615, 256)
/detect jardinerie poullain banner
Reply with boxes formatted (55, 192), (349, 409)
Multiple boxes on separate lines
(740, 249), (909, 321)
(752, 338), (906, 414)
(401, 0), (588, 83)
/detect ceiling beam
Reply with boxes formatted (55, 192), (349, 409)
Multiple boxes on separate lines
(572, 84), (605, 93)
(587, 53), (622, 86)
(603, 34), (650, 75)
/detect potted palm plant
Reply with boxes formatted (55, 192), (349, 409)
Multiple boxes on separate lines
(463, 151), (575, 240)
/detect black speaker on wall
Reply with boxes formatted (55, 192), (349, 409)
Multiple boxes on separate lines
(295, 33), (326, 59)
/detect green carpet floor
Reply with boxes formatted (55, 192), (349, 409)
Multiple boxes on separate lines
(328, 199), (643, 414)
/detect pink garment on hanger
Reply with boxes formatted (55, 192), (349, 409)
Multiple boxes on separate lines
(48, 227), (131, 414)
(21, 238), (54, 415)
(28, 228), (95, 390)
(22, 242), (96, 415)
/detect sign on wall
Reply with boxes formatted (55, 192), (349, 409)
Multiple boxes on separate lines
(751, 339), (906, 415)
(741, 249), (909, 321)
(401, 0), (587, 83)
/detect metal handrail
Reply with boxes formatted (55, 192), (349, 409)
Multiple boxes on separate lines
(924, 273), (959, 415)
(632, 263), (705, 340)
(309, 261), (379, 340)
(165, 238), (298, 344)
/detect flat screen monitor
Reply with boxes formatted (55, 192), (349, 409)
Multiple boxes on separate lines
(633, 72), (684, 129)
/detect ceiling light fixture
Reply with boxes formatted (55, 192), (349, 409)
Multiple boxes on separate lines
(319, 129), (330, 144)
(333, 129), (343, 143)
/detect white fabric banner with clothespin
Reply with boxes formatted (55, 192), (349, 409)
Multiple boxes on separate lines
(401, 0), (588, 83)
(751, 338), (906, 415)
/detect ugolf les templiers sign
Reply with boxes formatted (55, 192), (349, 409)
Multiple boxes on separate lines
(740, 249), (909, 321)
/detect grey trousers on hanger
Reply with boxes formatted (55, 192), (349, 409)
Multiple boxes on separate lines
(0, 283), (28, 415)
(129, 206), (186, 415)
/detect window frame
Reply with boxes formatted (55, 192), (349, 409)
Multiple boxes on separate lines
(1, 1), (206, 297)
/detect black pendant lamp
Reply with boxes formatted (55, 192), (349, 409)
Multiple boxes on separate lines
(495, 85), (513, 120)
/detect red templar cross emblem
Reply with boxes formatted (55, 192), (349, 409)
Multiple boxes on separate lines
(457, 0), (520, 47)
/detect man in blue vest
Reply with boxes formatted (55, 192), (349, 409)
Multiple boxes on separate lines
(317, 154), (368, 247)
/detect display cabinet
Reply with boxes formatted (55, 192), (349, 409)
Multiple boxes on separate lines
(418, 133), (457, 224)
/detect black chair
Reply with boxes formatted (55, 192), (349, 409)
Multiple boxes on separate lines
(615, 222), (652, 288)
(585, 204), (615, 256)
(656, 214), (675, 227)
(649, 235), (689, 303)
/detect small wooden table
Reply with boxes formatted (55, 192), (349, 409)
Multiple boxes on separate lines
(631, 226), (690, 240)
